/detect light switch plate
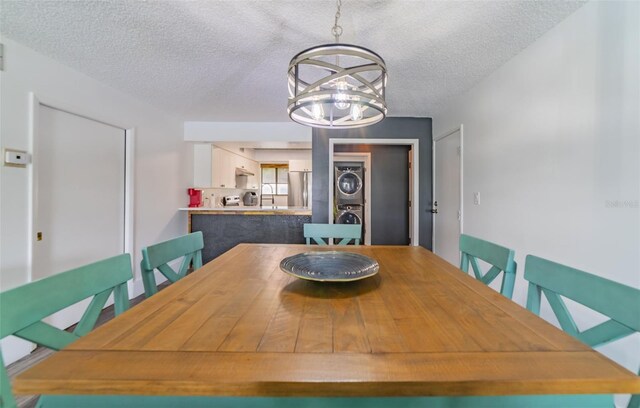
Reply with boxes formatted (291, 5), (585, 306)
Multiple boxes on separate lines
(4, 148), (30, 167)
(473, 192), (481, 205)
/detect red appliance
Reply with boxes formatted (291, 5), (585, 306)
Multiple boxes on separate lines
(187, 188), (203, 208)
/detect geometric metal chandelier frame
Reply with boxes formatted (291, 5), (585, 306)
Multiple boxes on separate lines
(287, 44), (387, 128)
(287, 0), (388, 129)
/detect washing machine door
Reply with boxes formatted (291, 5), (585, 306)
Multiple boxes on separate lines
(337, 211), (361, 225)
(337, 172), (362, 195)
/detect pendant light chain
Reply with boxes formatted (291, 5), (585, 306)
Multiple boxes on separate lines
(332, 0), (343, 42)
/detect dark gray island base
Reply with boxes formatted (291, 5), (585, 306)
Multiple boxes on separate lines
(189, 211), (312, 263)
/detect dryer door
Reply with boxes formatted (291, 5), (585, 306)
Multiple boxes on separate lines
(337, 172), (362, 196)
(337, 211), (361, 224)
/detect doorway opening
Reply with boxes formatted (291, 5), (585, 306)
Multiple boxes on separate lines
(329, 138), (420, 246)
(333, 152), (372, 245)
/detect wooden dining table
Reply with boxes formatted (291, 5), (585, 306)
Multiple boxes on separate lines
(14, 244), (640, 407)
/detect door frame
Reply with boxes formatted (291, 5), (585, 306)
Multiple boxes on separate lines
(329, 138), (419, 246)
(28, 93), (135, 289)
(333, 152), (372, 245)
(432, 125), (464, 251)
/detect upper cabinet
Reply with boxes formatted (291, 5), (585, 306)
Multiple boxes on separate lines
(211, 147), (234, 188)
(208, 146), (260, 189)
(191, 144), (263, 189)
(193, 144), (213, 188)
(245, 160), (260, 189)
(289, 159), (312, 172)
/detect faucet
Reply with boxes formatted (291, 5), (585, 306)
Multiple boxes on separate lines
(260, 184), (275, 208)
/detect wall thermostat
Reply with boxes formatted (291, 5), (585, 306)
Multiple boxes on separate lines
(4, 148), (30, 168)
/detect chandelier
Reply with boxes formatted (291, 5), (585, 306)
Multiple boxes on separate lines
(287, 0), (388, 129)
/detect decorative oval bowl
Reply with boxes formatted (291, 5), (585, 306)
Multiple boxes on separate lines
(280, 251), (379, 282)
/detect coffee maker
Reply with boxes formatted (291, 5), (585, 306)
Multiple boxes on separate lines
(187, 188), (203, 207)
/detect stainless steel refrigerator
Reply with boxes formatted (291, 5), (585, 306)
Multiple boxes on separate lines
(288, 171), (312, 208)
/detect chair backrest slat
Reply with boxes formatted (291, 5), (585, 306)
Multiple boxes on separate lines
(0, 254), (132, 339)
(140, 232), (204, 297)
(540, 288), (580, 337)
(579, 319), (635, 348)
(13, 321), (80, 351)
(459, 234), (517, 298)
(178, 252), (195, 276)
(0, 254), (132, 408)
(525, 255), (640, 332)
(141, 231), (204, 270)
(157, 264), (182, 283)
(524, 255), (640, 408)
(460, 234), (515, 271)
(303, 224), (361, 246)
(73, 288), (113, 337)
(310, 236), (328, 246)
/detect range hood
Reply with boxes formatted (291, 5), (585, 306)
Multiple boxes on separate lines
(235, 167), (255, 176)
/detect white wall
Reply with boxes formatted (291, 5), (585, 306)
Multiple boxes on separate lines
(0, 37), (190, 364)
(253, 149), (312, 163)
(434, 1), (639, 403)
(211, 143), (256, 160)
(184, 121), (311, 142)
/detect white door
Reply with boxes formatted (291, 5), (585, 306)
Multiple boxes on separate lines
(408, 148), (413, 241)
(33, 106), (126, 330)
(433, 129), (462, 266)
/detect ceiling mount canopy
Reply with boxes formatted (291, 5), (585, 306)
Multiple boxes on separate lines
(287, 0), (388, 129)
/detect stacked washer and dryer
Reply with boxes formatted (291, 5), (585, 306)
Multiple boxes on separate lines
(335, 163), (364, 242)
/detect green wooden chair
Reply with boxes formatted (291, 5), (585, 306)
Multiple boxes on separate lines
(459, 234), (517, 299)
(525, 255), (640, 408)
(140, 231), (204, 298)
(0, 254), (132, 408)
(303, 223), (361, 246)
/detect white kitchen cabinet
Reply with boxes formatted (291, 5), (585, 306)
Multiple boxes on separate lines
(247, 160), (261, 189)
(193, 144), (212, 188)
(234, 155), (260, 189)
(210, 146), (260, 189)
(289, 159), (312, 172)
(212, 147), (236, 188)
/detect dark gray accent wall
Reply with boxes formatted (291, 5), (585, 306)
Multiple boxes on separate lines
(335, 144), (410, 245)
(192, 214), (311, 263)
(312, 117), (433, 249)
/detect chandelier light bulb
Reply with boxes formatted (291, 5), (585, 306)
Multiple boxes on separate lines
(334, 79), (350, 110)
(350, 103), (363, 121)
(311, 103), (324, 121)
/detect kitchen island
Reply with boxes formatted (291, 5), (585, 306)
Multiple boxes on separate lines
(180, 207), (312, 262)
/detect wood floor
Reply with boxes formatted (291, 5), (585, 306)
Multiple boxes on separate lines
(7, 283), (168, 408)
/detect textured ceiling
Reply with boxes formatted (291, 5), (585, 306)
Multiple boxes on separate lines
(1, 0), (585, 121)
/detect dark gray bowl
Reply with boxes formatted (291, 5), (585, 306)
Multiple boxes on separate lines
(280, 251), (379, 282)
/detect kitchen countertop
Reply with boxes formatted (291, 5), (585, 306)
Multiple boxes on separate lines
(179, 206), (312, 215)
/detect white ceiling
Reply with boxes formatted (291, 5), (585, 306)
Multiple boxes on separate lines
(1, 0), (585, 121)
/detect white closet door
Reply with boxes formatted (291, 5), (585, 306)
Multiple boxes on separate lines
(433, 129), (462, 266)
(33, 105), (126, 330)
